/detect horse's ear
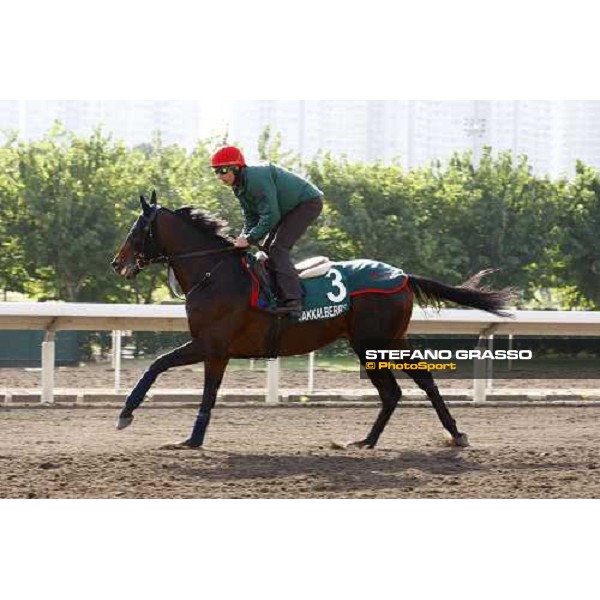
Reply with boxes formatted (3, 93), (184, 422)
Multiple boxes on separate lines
(150, 190), (157, 205)
(140, 194), (151, 214)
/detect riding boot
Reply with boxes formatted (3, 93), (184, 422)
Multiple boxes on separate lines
(274, 299), (302, 318)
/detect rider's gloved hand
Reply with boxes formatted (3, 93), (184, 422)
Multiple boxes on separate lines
(234, 235), (250, 249)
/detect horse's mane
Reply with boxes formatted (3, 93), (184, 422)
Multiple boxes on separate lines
(172, 206), (232, 243)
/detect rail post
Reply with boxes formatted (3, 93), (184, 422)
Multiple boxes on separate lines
(41, 319), (58, 404)
(266, 358), (280, 404)
(473, 324), (498, 402)
(112, 330), (122, 393)
(308, 352), (315, 392)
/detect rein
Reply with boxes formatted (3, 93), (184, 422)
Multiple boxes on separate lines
(138, 211), (243, 300)
(171, 245), (239, 262)
(165, 247), (241, 300)
(137, 206), (242, 300)
(143, 244), (239, 265)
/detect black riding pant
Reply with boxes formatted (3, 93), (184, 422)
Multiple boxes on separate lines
(263, 197), (323, 303)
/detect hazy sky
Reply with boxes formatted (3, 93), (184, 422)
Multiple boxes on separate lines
(197, 101), (233, 137)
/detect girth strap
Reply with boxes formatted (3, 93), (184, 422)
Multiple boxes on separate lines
(266, 315), (286, 359)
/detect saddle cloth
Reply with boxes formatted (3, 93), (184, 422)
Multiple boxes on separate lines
(241, 254), (409, 322)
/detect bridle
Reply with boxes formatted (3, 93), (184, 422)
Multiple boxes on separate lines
(135, 206), (163, 268)
(135, 206), (241, 298)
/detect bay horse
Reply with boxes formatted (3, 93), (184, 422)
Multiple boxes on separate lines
(111, 191), (512, 450)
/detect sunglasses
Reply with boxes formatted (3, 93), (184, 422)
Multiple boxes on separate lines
(213, 166), (236, 175)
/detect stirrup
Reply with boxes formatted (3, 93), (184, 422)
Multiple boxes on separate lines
(275, 301), (302, 318)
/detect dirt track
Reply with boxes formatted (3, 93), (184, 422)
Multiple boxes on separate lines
(1, 404), (599, 498)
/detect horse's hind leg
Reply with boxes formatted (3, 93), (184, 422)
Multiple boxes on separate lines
(347, 351), (402, 449)
(116, 339), (205, 430)
(404, 368), (469, 447)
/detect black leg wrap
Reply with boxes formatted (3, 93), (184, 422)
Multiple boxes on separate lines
(189, 411), (211, 447)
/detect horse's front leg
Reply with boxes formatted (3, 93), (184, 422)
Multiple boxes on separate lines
(180, 358), (229, 447)
(116, 339), (206, 430)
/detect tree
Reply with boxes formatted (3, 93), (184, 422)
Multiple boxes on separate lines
(0, 121), (595, 314)
(11, 123), (136, 301)
(555, 161), (600, 308)
(0, 136), (27, 295)
(432, 149), (563, 299)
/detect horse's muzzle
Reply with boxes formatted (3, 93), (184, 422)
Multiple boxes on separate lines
(111, 258), (140, 279)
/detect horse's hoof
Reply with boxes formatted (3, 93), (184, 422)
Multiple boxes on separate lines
(330, 440), (348, 450)
(116, 415), (134, 431)
(445, 432), (470, 447)
(159, 439), (203, 450)
(331, 439), (373, 450)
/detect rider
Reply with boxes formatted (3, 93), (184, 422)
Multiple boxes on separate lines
(211, 145), (323, 317)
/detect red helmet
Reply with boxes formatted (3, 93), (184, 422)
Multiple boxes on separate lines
(211, 146), (246, 168)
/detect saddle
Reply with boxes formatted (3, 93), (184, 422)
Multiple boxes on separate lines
(242, 252), (408, 358)
(252, 251), (332, 298)
(250, 252), (333, 359)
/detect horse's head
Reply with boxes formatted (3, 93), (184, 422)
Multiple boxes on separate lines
(112, 190), (163, 279)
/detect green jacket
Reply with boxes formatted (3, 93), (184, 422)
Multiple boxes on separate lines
(233, 164), (323, 243)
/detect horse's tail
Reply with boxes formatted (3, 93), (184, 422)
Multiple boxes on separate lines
(408, 269), (515, 317)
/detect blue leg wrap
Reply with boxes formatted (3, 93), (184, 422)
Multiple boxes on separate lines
(122, 369), (158, 414)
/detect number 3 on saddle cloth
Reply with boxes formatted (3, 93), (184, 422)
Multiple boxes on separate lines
(240, 253), (409, 322)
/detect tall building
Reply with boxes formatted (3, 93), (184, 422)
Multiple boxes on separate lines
(556, 100), (600, 175)
(98, 101), (203, 149)
(0, 101), (204, 150)
(230, 100), (397, 163)
(229, 100), (600, 177)
(0, 100), (22, 134)
(2, 100), (600, 177)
